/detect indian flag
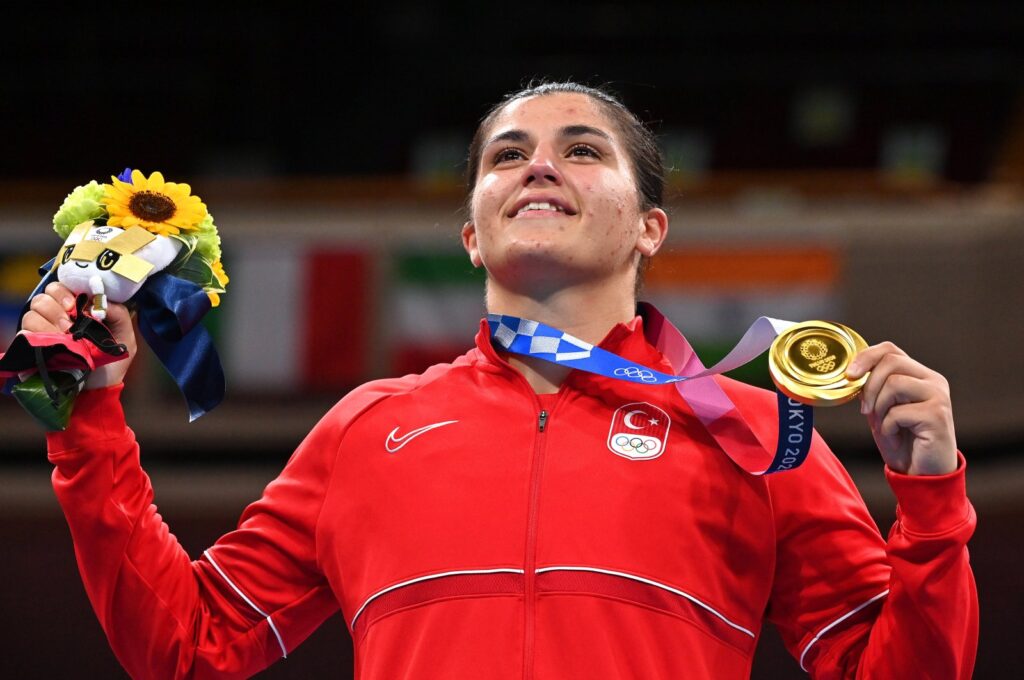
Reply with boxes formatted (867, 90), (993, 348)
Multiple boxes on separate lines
(643, 246), (840, 387)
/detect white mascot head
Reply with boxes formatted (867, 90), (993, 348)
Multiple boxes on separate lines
(56, 221), (183, 319)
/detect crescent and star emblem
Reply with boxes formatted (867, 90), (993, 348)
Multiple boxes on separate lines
(608, 402), (670, 461)
(623, 409), (659, 429)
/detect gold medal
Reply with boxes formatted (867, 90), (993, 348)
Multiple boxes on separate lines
(769, 321), (868, 407)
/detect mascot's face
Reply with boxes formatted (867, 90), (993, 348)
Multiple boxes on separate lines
(56, 223), (182, 302)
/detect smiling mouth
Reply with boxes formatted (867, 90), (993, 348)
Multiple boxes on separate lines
(510, 201), (576, 218)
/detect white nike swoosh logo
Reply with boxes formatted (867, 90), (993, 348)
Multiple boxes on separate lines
(385, 420), (458, 453)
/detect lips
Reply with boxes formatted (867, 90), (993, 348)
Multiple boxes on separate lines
(508, 196), (577, 218)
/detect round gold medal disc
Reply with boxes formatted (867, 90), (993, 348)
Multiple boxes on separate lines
(769, 321), (869, 407)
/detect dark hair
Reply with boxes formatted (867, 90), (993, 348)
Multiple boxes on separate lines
(465, 81), (664, 212)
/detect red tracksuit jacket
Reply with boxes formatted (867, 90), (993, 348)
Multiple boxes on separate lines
(47, 317), (978, 679)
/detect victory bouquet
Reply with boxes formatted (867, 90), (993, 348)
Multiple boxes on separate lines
(0, 169), (228, 429)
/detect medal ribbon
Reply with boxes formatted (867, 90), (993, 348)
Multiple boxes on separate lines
(487, 303), (814, 475)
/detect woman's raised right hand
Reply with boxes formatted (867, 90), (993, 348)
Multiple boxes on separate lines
(21, 281), (137, 389)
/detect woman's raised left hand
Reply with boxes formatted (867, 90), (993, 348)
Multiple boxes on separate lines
(846, 342), (958, 476)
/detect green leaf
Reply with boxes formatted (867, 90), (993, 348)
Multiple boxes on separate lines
(175, 255), (216, 290)
(11, 373), (83, 431)
(167, 234), (199, 274)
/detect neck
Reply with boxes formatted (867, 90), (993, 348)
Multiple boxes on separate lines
(485, 274), (637, 394)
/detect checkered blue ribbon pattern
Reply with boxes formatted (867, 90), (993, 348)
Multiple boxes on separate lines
(486, 309), (815, 475)
(488, 314), (684, 385)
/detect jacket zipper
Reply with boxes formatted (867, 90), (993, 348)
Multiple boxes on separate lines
(523, 405), (551, 680)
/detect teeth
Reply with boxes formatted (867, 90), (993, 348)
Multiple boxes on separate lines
(517, 201), (565, 216)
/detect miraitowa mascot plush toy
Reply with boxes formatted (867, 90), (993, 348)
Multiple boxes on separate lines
(0, 168), (228, 430)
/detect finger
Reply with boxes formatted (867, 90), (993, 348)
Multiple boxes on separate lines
(44, 281), (77, 312)
(878, 402), (934, 438)
(872, 373), (936, 422)
(20, 309), (64, 333)
(878, 401), (955, 441)
(879, 399), (958, 473)
(103, 303), (133, 334)
(29, 294), (72, 331)
(847, 341), (907, 378)
(858, 352), (934, 415)
(104, 303), (130, 322)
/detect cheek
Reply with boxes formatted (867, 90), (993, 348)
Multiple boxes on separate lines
(584, 173), (639, 247)
(470, 177), (505, 242)
(473, 175), (502, 212)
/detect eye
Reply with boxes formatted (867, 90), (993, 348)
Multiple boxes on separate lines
(493, 147), (526, 164)
(96, 249), (121, 271)
(567, 143), (600, 159)
(60, 246), (74, 264)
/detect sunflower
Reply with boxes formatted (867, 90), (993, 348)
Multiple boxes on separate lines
(207, 259), (230, 307)
(211, 259), (229, 287)
(103, 169), (208, 237)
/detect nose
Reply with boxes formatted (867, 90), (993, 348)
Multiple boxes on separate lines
(522, 154), (563, 187)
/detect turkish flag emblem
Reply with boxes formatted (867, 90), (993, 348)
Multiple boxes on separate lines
(607, 402), (671, 460)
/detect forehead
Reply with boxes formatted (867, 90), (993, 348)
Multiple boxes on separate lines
(486, 92), (620, 141)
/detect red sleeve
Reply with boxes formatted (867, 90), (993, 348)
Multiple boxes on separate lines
(46, 384), (355, 679)
(766, 436), (978, 679)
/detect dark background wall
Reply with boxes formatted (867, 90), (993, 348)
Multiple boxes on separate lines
(4, 3), (1021, 182)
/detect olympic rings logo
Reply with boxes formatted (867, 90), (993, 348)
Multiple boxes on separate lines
(613, 366), (657, 383)
(612, 434), (660, 456)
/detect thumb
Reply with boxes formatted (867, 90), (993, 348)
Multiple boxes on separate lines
(97, 302), (138, 354)
(81, 302), (137, 391)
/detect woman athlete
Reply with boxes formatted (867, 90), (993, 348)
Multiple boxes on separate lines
(23, 82), (977, 678)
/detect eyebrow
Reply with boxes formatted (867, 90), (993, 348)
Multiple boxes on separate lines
(484, 124), (613, 148)
(560, 124), (612, 142)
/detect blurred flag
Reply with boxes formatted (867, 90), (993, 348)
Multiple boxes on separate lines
(644, 247), (840, 386)
(391, 250), (485, 376)
(212, 245), (839, 392)
(223, 245), (371, 392)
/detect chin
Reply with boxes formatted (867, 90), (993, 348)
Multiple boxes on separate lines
(489, 243), (595, 290)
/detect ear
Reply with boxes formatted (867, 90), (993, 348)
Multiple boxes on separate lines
(636, 207), (668, 258)
(461, 221), (483, 268)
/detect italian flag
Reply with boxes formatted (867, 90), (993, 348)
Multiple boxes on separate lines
(223, 245), (371, 392)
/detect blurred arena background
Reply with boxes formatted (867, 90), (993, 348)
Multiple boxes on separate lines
(1, 3), (1021, 677)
